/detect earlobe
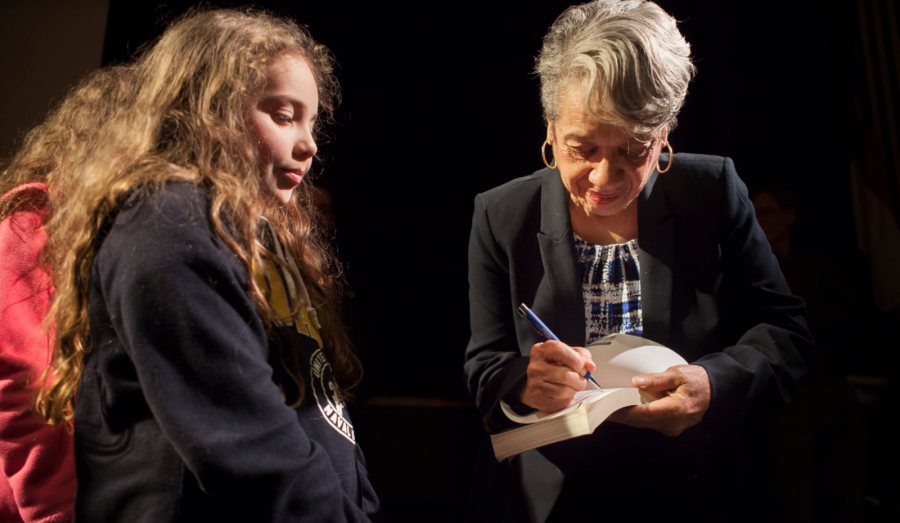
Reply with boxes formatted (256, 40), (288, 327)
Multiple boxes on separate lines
(546, 121), (554, 143)
(541, 140), (558, 170)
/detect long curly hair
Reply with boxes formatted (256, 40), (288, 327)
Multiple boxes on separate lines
(0, 66), (134, 220)
(39, 8), (358, 425)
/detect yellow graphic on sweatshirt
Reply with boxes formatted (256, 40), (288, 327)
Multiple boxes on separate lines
(295, 303), (323, 348)
(254, 259), (291, 321)
(253, 258), (323, 348)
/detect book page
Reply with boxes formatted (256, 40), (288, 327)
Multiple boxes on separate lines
(500, 388), (620, 425)
(587, 334), (688, 388)
(500, 335), (686, 426)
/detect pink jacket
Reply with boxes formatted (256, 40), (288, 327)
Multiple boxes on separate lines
(0, 183), (75, 523)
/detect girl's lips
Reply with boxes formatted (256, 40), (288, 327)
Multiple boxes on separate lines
(587, 191), (620, 204)
(281, 169), (305, 185)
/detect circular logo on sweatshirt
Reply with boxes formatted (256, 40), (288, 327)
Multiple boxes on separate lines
(309, 349), (355, 444)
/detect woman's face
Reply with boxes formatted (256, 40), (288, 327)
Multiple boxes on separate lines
(549, 87), (665, 218)
(248, 53), (319, 206)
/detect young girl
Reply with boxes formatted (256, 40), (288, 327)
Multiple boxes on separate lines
(0, 65), (133, 523)
(40, 10), (381, 522)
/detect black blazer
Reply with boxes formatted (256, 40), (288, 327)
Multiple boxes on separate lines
(464, 153), (812, 522)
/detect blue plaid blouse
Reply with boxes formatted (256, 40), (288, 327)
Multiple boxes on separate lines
(573, 234), (643, 344)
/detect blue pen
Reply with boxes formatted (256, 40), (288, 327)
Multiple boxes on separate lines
(517, 304), (602, 390)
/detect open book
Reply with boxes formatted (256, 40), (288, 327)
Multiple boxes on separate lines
(491, 333), (688, 461)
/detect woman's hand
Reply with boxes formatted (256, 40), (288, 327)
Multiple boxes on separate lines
(521, 341), (597, 412)
(608, 364), (711, 436)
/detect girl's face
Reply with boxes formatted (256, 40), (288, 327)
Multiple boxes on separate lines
(248, 53), (319, 206)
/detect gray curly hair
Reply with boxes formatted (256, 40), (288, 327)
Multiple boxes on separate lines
(536, 0), (695, 136)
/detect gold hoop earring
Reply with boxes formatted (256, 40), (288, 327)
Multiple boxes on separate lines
(541, 140), (558, 170)
(657, 141), (673, 173)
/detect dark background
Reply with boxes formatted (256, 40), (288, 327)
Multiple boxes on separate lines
(3, 1), (898, 521)
(99, 0), (876, 397)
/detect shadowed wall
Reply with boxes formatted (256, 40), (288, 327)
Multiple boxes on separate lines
(0, 0), (109, 159)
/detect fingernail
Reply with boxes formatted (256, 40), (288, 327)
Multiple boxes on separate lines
(632, 376), (645, 387)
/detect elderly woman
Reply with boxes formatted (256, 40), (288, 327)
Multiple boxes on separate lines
(463, 1), (812, 522)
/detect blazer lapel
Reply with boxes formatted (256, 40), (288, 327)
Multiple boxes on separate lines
(638, 167), (674, 346)
(513, 170), (583, 523)
(515, 168), (674, 523)
(536, 171), (585, 346)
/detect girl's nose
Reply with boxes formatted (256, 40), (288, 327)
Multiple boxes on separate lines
(294, 129), (317, 161)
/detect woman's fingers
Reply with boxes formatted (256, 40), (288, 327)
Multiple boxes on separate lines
(610, 365), (712, 436)
(631, 368), (679, 391)
(574, 347), (596, 374)
(526, 365), (585, 395)
(521, 366), (584, 411)
(531, 341), (592, 389)
(522, 341), (593, 411)
(533, 341), (588, 373)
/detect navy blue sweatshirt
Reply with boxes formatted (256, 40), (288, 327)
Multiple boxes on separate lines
(74, 183), (381, 522)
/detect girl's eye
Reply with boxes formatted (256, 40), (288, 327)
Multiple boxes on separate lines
(274, 114), (293, 123)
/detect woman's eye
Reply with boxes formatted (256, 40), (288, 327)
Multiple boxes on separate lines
(273, 114), (293, 123)
(621, 147), (649, 161)
(570, 147), (595, 160)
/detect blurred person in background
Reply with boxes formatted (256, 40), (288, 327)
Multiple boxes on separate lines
(751, 185), (868, 522)
(0, 65), (133, 523)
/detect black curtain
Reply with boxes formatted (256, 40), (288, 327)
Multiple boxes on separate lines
(102, 0), (860, 398)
